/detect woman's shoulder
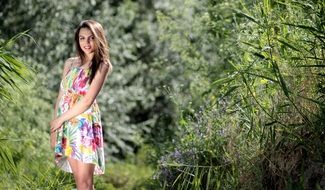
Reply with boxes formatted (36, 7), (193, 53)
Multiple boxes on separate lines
(65, 57), (80, 67)
(100, 59), (113, 73)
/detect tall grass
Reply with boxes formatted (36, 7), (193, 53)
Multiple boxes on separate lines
(157, 0), (325, 189)
(233, 1), (324, 188)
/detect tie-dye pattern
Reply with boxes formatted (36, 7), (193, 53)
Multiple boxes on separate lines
(54, 66), (105, 175)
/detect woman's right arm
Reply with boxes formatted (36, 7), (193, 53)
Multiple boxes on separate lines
(52, 58), (74, 119)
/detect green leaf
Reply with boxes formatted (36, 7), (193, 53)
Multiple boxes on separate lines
(277, 39), (300, 52)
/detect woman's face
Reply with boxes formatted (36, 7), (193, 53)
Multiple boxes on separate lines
(78, 27), (96, 55)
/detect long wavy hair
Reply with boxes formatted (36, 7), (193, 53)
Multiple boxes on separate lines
(74, 20), (112, 83)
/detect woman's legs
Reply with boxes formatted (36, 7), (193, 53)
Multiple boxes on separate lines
(68, 157), (95, 190)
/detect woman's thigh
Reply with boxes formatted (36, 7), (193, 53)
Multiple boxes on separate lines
(67, 157), (95, 183)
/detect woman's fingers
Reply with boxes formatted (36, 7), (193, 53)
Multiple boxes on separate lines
(50, 119), (62, 133)
(50, 125), (61, 133)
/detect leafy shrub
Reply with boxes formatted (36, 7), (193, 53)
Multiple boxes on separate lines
(156, 0), (325, 189)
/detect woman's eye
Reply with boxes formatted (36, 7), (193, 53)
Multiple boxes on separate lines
(79, 37), (84, 40)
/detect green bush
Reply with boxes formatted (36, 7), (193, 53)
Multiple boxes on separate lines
(156, 0), (325, 189)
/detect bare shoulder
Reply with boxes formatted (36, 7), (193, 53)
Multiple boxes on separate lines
(61, 57), (79, 76)
(100, 59), (113, 74)
(65, 57), (80, 67)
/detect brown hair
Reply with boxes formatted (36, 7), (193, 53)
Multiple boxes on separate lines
(74, 20), (112, 83)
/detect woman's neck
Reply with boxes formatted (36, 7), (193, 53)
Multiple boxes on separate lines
(81, 53), (94, 67)
(84, 53), (94, 63)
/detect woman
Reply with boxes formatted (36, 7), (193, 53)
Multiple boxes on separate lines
(50, 20), (112, 189)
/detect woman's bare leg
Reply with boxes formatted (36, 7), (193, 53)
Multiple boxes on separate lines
(68, 157), (95, 190)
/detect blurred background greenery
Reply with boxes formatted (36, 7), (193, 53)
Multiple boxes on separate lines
(0, 0), (324, 189)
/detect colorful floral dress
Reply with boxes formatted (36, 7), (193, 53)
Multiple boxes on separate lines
(54, 62), (105, 175)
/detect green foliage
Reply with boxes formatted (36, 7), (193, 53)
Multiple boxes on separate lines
(94, 146), (157, 190)
(0, 31), (33, 102)
(156, 0), (325, 189)
(0, 139), (17, 176)
(0, 79), (75, 189)
(1, 0), (324, 189)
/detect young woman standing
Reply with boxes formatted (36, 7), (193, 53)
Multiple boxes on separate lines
(50, 20), (112, 189)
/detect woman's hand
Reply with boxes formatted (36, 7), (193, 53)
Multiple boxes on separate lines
(50, 117), (63, 149)
(50, 117), (63, 133)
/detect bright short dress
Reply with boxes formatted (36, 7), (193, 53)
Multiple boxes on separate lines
(54, 59), (105, 175)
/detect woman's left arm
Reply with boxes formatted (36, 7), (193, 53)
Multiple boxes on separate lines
(50, 63), (110, 133)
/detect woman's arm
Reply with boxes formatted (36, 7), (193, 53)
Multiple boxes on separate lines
(53, 89), (64, 119)
(52, 58), (74, 119)
(50, 62), (110, 132)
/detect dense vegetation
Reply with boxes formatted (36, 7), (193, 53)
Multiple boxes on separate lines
(0, 0), (324, 189)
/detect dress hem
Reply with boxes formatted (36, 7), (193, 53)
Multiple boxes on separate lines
(55, 154), (105, 175)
